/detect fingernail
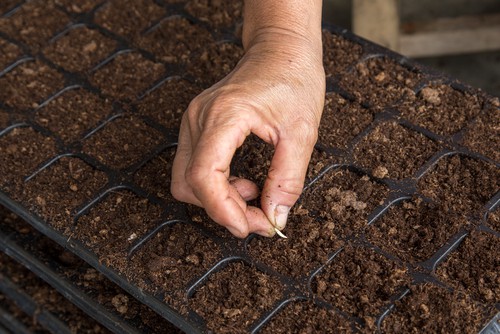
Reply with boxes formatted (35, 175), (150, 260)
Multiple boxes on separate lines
(274, 205), (290, 230)
(255, 226), (276, 238)
(227, 225), (247, 238)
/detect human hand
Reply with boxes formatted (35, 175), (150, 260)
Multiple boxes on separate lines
(171, 31), (325, 238)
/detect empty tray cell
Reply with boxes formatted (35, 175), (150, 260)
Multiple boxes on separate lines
(461, 105), (500, 162)
(0, 60), (65, 110)
(418, 155), (499, 215)
(322, 30), (363, 78)
(339, 57), (422, 109)
(53, 0), (102, 13)
(94, 0), (166, 40)
(365, 197), (469, 264)
(261, 300), (355, 334)
(354, 121), (438, 179)
(135, 77), (200, 129)
(134, 148), (176, 203)
(312, 244), (410, 325)
(90, 52), (165, 101)
(35, 88), (113, 143)
(189, 261), (283, 334)
(318, 93), (373, 150)
(487, 207), (499, 233)
(0, 37), (22, 70)
(128, 222), (222, 296)
(43, 26), (117, 73)
(0, 1), (70, 51)
(398, 84), (484, 136)
(21, 157), (108, 231)
(74, 189), (163, 266)
(248, 210), (343, 278)
(136, 17), (213, 64)
(82, 116), (163, 170)
(186, 41), (243, 87)
(436, 230), (499, 306)
(0, 127), (57, 189)
(381, 283), (493, 333)
(184, 0), (243, 32)
(300, 168), (389, 239)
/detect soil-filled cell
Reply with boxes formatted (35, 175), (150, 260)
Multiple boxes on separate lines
(0, 127), (57, 189)
(134, 148), (176, 203)
(0, 109), (9, 130)
(339, 57), (422, 109)
(354, 121), (438, 179)
(43, 26), (117, 73)
(247, 211), (343, 278)
(186, 205), (235, 239)
(75, 190), (163, 266)
(366, 197), (469, 264)
(53, 0), (101, 13)
(0, 1), (20, 16)
(21, 157), (107, 230)
(136, 17), (213, 64)
(381, 283), (491, 333)
(313, 244), (410, 323)
(129, 222), (222, 294)
(0, 1), (70, 51)
(94, 0), (166, 40)
(322, 30), (363, 78)
(189, 261), (283, 334)
(301, 168), (389, 239)
(461, 105), (500, 162)
(0, 60), (65, 110)
(398, 84), (484, 136)
(82, 116), (163, 170)
(418, 155), (499, 215)
(90, 52), (165, 101)
(0, 37), (22, 70)
(135, 78), (200, 130)
(35, 88), (113, 143)
(436, 231), (499, 306)
(487, 207), (499, 233)
(318, 93), (373, 150)
(184, 0), (243, 32)
(261, 300), (355, 334)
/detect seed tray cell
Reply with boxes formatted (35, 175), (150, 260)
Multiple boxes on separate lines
(0, 1), (498, 333)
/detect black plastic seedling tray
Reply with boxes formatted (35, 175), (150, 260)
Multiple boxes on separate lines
(0, 1), (499, 333)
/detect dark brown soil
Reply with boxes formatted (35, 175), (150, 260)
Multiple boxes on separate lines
(339, 57), (422, 109)
(136, 17), (213, 64)
(134, 77), (200, 130)
(0, 109), (9, 129)
(53, 0), (101, 13)
(186, 204), (236, 239)
(354, 121), (438, 179)
(461, 105), (500, 161)
(94, 0), (166, 40)
(82, 116), (163, 170)
(0, 1), (70, 51)
(128, 222), (222, 294)
(301, 168), (389, 239)
(487, 207), (499, 233)
(90, 52), (165, 101)
(261, 300), (355, 334)
(35, 88), (113, 143)
(21, 157), (108, 231)
(0, 1), (20, 15)
(398, 84), (484, 136)
(322, 30), (363, 78)
(313, 244), (410, 328)
(418, 155), (499, 215)
(0, 60), (65, 110)
(318, 92), (373, 150)
(435, 230), (499, 305)
(189, 261), (283, 334)
(366, 197), (469, 264)
(0, 37), (22, 70)
(43, 26), (117, 73)
(381, 283), (492, 333)
(0, 291), (50, 333)
(184, 0), (243, 33)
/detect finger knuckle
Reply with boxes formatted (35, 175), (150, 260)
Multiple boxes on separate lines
(185, 164), (207, 188)
(170, 182), (190, 202)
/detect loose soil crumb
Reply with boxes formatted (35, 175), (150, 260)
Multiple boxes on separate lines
(43, 26), (117, 73)
(366, 197), (469, 264)
(322, 30), (363, 78)
(418, 155), (499, 215)
(461, 105), (500, 161)
(354, 121), (438, 179)
(381, 283), (491, 333)
(0, 37), (22, 70)
(184, 0), (243, 33)
(486, 207), (500, 233)
(436, 230), (499, 305)
(318, 93), (373, 150)
(398, 84), (484, 136)
(189, 261), (283, 334)
(313, 244), (410, 323)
